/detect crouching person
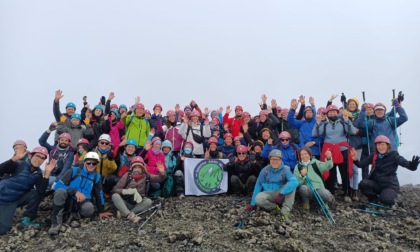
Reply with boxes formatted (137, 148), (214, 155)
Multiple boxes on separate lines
(0, 147), (56, 235)
(48, 152), (112, 236)
(111, 156), (166, 223)
(247, 149), (299, 224)
(294, 147), (335, 211)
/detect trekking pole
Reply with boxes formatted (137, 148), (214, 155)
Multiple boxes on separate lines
(305, 177), (335, 225)
(224, 196), (249, 211)
(392, 89), (400, 148)
(236, 211), (255, 229)
(138, 204), (161, 232)
(362, 91), (370, 155)
(135, 203), (162, 216)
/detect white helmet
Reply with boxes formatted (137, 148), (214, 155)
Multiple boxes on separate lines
(84, 152), (100, 161)
(98, 134), (111, 142)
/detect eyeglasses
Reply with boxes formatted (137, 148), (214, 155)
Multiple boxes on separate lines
(281, 139), (290, 142)
(99, 142), (110, 146)
(237, 152), (247, 156)
(33, 154), (47, 160)
(85, 161), (98, 166)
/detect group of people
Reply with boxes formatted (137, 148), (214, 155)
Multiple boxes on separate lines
(0, 90), (419, 236)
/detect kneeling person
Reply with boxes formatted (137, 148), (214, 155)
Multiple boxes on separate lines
(49, 152), (112, 235)
(247, 149), (299, 224)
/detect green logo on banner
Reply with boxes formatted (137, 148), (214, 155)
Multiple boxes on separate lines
(194, 159), (224, 194)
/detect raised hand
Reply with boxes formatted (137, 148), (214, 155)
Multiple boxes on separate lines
(226, 106), (232, 114)
(309, 97), (315, 106)
(410, 155), (420, 171)
(330, 94), (338, 101)
(242, 123), (248, 133)
(135, 96), (140, 104)
(108, 92), (115, 100)
(342, 110), (349, 122)
(218, 107), (223, 114)
(156, 161), (165, 174)
(204, 148), (210, 159)
(316, 114), (322, 125)
(271, 99), (277, 108)
(325, 149), (332, 159)
(55, 90), (64, 101)
(204, 107), (210, 115)
(350, 148), (359, 161)
(175, 104), (180, 112)
(261, 94), (267, 103)
(290, 99), (298, 110)
(267, 138), (273, 145)
(45, 159), (57, 176)
(144, 141), (152, 151)
(299, 95), (305, 104)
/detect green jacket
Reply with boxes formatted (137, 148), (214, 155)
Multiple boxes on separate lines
(123, 115), (150, 147)
(293, 158), (333, 190)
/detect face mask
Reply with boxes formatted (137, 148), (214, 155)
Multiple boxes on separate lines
(184, 148), (192, 155)
(328, 116), (338, 122)
(153, 150), (162, 155)
(78, 151), (85, 155)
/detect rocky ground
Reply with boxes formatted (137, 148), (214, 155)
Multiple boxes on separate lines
(1, 184), (420, 252)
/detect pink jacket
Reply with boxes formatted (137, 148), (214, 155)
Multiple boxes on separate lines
(108, 117), (125, 148)
(144, 150), (166, 175)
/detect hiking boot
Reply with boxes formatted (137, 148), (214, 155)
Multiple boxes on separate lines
(351, 190), (359, 201)
(127, 212), (141, 223)
(281, 214), (292, 225)
(19, 217), (41, 228)
(178, 194), (185, 200)
(303, 203), (310, 211)
(48, 224), (62, 236)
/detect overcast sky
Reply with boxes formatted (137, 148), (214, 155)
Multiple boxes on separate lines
(1, 1), (419, 184)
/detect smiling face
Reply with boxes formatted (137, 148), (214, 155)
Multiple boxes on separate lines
(348, 100), (357, 112)
(299, 149), (311, 162)
(29, 153), (47, 168)
(376, 142), (390, 154)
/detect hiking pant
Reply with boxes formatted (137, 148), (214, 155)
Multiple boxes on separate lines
(298, 185), (333, 205)
(0, 190), (42, 235)
(112, 193), (152, 216)
(174, 170), (185, 196)
(359, 179), (398, 206)
(229, 175), (256, 195)
(51, 189), (95, 225)
(325, 150), (350, 196)
(350, 149), (362, 190)
(255, 185), (296, 215)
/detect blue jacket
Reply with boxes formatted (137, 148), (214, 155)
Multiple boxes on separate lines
(55, 166), (105, 212)
(261, 143), (298, 170)
(251, 164), (299, 206)
(0, 160), (46, 203)
(287, 106), (320, 156)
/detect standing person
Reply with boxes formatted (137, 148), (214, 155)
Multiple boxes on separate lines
(357, 103), (375, 179)
(313, 105), (356, 199)
(247, 149), (299, 224)
(179, 110), (211, 158)
(351, 135), (419, 207)
(223, 105), (245, 138)
(112, 156), (166, 222)
(105, 109), (125, 148)
(56, 113), (94, 150)
(255, 109), (280, 145)
(0, 147), (56, 235)
(122, 102), (151, 151)
(162, 109), (183, 157)
(261, 131), (299, 171)
(52, 90), (76, 143)
(48, 152), (112, 235)
(93, 134), (118, 196)
(293, 147), (335, 210)
(173, 141), (196, 199)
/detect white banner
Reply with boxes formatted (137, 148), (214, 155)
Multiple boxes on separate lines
(184, 158), (229, 196)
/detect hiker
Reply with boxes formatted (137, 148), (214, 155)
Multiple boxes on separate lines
(73, 138), (90, 165)
(161, 140), (177, 197)
(261, 131), (299, 171)
(294, 147), (335, 210)
(287, 97), (320, 159)
(0, 147), (56, 235)
(141, 137), (167, 196)
(351, 135), (419, 207)
(312, 105), (356, 199)
(218, 133), (236, 158)
(247, 149), (299, 224)
(93, 134), (118, 195)
(105, 109), (125, 148)
(48, 152), (112, 235)
(224, 145), (260, 196)
(52, 90), (76, 142)
(179, 110), (211, 158)
(12, 140), (29, 161)
(115, 139), (138, 177)
(223, 105), (245, 138)
(39, 125), (75, 188)
(56, 112), (94, 150)
(204, 137), (224, 159)
(122, 102), (151, 151)
(112, 156), (166, 222)
(162, 109), (183, 157)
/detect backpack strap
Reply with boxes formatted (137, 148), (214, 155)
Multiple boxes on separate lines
(311, 161), (323, 180)
(124, 173), (132, 188)
(370, 154), (378, 172)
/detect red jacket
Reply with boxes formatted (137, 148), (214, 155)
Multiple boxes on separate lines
(320, 141), (353, 180)
(223, 114), (244, 138)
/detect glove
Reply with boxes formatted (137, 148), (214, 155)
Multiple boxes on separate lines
(60, 115), (66, 123)
(246, 205), (256, 212)
(100, 96), (106, 105)
(122, 188), (137, 195)
(392, 99), (400, 108)
(273, 193), (284, 205)
(398, 91), (404, 103)
(340, 93), (346, 103)
(49, 123), (57, 131)
(133, 191), (143, 203)
(410, 155), (420, 171)
(107, 151), (114, 160)
(361, 104), (366, 113)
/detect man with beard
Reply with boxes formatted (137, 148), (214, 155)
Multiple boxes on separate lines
(223, 105), (245, 138)
(39, 125), (75, 189)
(287, 98), (321, 159)
(312, 105), (356, 200)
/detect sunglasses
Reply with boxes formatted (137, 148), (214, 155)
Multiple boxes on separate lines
(99, 142), (110, 146)
(237, 152), (247, 155)
(85, 161), (98, 166)
(280, 139), (290, 142)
